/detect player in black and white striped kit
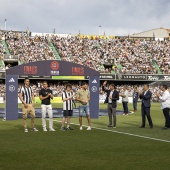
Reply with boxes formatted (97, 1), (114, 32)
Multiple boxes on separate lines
(19, 78), (38, 132)
(61, 84), (75, 131)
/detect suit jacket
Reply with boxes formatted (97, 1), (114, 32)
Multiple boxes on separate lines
(102, 86), (119, 108)
(139, 90), (152, 108)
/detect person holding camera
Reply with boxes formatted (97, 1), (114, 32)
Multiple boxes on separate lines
(39, 81), (55, 131)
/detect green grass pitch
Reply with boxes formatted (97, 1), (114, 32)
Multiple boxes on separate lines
(0, 103), (170, 170)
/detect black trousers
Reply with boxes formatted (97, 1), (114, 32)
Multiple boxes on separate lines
(141, 105), (153, 127)
(122, 102), (128, 114)
(133, 101), (137, 110)
(162, 108), (170, 128)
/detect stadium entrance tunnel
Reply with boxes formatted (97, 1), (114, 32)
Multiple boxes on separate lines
(5, 60), (100, 120)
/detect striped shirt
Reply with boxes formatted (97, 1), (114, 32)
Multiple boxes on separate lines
(19, 85), (33, 104)
(62, 91), (73, 110)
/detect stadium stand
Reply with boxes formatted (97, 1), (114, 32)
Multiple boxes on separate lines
(50, 35), (106, 73)
(0, 29), (170, 74)
(1, 40), (10, 56)
(4, 31), (56, 64)
(0, 40), (6, 70)
(49, 42), (61, 60)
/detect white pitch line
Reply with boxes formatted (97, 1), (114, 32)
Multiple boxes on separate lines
(53, 120), (170, 143)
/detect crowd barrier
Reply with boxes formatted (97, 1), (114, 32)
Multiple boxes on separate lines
(99, 96), (133, 103)
(0, 97), (63, 104)
(0, 96), (134, 104)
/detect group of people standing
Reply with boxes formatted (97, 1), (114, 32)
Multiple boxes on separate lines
(18, 78), (170, 132)
(102, 81), (170, 129)
(19, 78), (91, 132)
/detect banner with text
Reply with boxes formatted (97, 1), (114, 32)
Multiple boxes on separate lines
(89, 76), (99, 119)
(6, 75), (18, 120)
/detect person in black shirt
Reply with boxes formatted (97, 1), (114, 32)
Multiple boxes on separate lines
(39, 81), (55, 131)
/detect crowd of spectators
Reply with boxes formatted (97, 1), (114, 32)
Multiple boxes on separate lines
(149, 40), (170, 74)
(2, 31), (56, 64)
(0, 82), (167, 102)
(50, 35), (170, 74)
(0, 33), (6, 71)
(51, 35), (106, 73)
(0, 30), (170, 74)
(0, 43), (5, 58)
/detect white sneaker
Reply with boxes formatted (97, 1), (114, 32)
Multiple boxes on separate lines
(80, 126), (83, 130)
(49, 128), (55, 131)
(31, 128), (38, 132)
(43, 128), (47, 132)
(86, 126), (91, 130)
(24, 128), (28, 133)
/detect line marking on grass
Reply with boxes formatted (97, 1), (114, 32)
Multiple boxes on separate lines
(53, 120), (170, 143)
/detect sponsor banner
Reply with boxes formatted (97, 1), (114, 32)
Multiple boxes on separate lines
(89, 76), (99, 118)
(24, 65), (38, 74)
(17, 74), (170, 81)
(6, 60), (100, 77)
(14, 97), (63, 104)
(4, 55), (18, 61)
(50, 71), (59, 75)
(19, 75), (51, 79)
(116, 74), (147, 80)
(100, 74), (115, 79)
(115, 74), (170, 81)
(162, 75), (170, 81)
(147, 75), (170, 81)
(85, 74), (115, 80)
(6, 75), (18, 120)
(99, 95), (133, 103)
(72, 67), (84, 75)
(34, 97), (63, 104)
(52, 76), (85, 80)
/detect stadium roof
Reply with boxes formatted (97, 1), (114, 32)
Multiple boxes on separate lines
(130, 27), (170, 38)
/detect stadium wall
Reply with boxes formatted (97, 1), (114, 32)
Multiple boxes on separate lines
(0, 97), (133, 104)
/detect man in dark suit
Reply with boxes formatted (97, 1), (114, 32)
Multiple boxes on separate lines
(102, 81), (119, 128)
(139, 84), (153, 128)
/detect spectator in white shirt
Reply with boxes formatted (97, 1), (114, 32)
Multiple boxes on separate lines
(120, 86), (129, 116)
(157, 85), (170, 130)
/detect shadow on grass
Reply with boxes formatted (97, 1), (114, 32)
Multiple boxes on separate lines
(92, 121), (108, 127)
(14, 124), (43, 131)
(122, 122), (139, 127)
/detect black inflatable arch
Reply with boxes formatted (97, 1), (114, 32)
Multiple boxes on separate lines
(6, 60), (100, 120)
